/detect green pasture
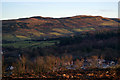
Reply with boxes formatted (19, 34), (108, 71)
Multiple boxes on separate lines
(3, 40), (59, 48)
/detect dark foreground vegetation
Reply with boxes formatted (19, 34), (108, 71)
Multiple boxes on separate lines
(2, 53), (120, 79)
(2, 68), (120, 79)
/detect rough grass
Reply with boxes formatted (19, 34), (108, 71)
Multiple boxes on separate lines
(3, 34), (19, 41)
(28, 31), (44, 37)
(101, 22), (115, 26)
(16, 35), (28, 39)
(73, 29), (83, 32)
(52, 28), (73, 34)
(73, 28), (95, 32)
(83, 28), (95, 30)
(49, 32), (62, 36)
(16, 29), (45, 37)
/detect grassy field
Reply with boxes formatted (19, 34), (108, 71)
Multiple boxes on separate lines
(3, 40), (59, 48)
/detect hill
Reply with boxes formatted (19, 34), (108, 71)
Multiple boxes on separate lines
(2, 15), (120, 41)
(2, 15), (120, 79)
(2, 15), (120, 61)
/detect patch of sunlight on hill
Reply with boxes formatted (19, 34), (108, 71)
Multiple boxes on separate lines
(28, 31), (44, 37)
(49, 32), (62, 36)
(73, 29), (83, 32)
(52, 28), (73, 34)
(90, 28), (95, 30)
(73, 28), (95, 32)
(33, 32), (44, 36)
(83, 28), (95, 30)
(16, 35), (29, 39)
(17, 29), (44, 37)
(101, 22), (115, 26)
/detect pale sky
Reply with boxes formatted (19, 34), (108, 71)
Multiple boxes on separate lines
(2, 2), (118, 20)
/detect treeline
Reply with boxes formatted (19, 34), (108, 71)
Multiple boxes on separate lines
(2, 54), (120, 77)
(3, 55), (73, 76)
(2, 30), (120, 63)
(59, 30), (119, 46)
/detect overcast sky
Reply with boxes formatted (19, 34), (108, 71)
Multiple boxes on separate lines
(2, 2), (118, 20)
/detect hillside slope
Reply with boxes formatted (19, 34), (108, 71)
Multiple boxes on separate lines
(2, 15), (120, 41)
